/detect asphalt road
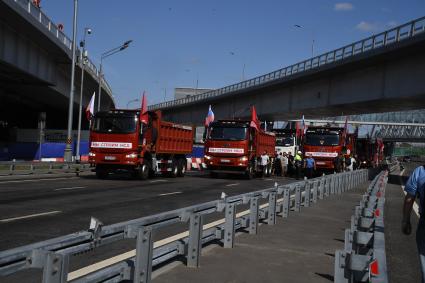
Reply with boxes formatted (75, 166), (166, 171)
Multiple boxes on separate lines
(0, 172), (295, 251)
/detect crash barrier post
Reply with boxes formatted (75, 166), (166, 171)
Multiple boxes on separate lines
(334, 171), (388, 283)
(0, 170), (369, 283)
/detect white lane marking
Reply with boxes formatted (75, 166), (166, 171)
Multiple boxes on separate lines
(0, 211), (62, 223)
(225, 183), (239, 187)
(149, 180), (168, 183)
(68, 195), (292, 281)
(158, 191), (182, 196)
(264, 178), (273, 181)
(0, 177), (78, 184)
(54, 186), (85, 191)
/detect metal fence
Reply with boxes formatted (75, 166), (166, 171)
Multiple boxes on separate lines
(334, 171), (388, 283)
(0, 170), (368, 283)
(7, 0), (113, 95)
(0, 162), (90, 177)
(149, 16), (425, 111)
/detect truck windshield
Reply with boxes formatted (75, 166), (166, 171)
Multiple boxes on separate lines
(305, 134), (339, 146)
(209, 127), (247, 141)
(92, 115), (137, 134)
(276, 137), (294, 146)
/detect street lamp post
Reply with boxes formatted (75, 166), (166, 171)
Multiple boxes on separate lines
(76, 27), (92, 163)
(64, 0), (78, 163)
(294, 24), (315, 58)
(126, 98), (139, 109)
(97, 40), (133, 112)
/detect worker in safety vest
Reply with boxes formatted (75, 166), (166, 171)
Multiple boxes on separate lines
(294, 150), (303, 180)
(403, 165), (425, 282)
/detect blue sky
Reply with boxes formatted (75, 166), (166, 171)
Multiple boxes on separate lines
(41, 0), (425, 108)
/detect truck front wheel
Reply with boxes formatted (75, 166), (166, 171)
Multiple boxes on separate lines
(177, 159), (186, 177)
(96, 168), (108, 179)
(169, 160), (178, 178)
(245, 164), (254, 179)
(138, 162), (149, 180)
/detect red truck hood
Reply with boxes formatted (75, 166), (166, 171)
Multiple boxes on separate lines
(205, 140), (247, 156)
(90, 132), (137, 152)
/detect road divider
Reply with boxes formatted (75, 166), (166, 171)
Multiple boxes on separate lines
(0, 170), (369, 283)
(334, 171), (389, 283)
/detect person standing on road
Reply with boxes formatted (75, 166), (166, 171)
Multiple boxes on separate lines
(294, 150), (303, 180)
(346, 155), (356, 171)
(281, 152), (288, 177)
(260, 151), (270, 178)
(403, 165), (425, 283)
(287, 152), (294, 177)
(274, 152), (282, 176)
(304, 153), (316, 179)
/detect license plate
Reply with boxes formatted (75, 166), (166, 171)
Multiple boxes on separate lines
(221, 159), (230, 163)
(316, 161), (325, 165)
(104, 156), (116, 161)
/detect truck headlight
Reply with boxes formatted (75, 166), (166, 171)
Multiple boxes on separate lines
(89, 152), (96, 157)
(204, 155), (212, 160)
(239, 156), (248, 162)
(125, 153), (138, 159)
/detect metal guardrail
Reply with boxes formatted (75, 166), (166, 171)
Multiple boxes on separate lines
(0, 162), (91, 177)
(149, 16), (425, 111)
(0, 170), (368, 283)
(334, 171), (388, 283)
(8, 0), (113, 95)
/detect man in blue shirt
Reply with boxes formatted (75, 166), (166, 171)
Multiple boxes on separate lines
(303, 153), (316, 179)
(403, 165), (425, 282)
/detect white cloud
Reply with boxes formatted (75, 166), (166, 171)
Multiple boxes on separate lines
(334, 2), (354, 11)
(356, 21), (380, 32)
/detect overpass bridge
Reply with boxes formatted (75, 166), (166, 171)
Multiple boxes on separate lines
(0, 0), (114, 131)
(322, 109), (425, 142)
(149, 16), (425, 125)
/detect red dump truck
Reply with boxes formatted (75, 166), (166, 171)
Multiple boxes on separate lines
(303, 126), (356, 172)
(89, 109), (193, 179)
(204, 120), (276, 178)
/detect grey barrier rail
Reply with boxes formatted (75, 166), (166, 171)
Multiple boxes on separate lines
(0, 170), (368, 283)
(334, 171), (388, 283)
(149, 16), (425, 111)
(6, 0), (113, 95)
(0, 162), (91, 177)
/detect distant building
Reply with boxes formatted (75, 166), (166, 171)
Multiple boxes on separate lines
(174, 87), (213, 100)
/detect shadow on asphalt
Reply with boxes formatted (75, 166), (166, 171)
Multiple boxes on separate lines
(315, 272), (334, 282)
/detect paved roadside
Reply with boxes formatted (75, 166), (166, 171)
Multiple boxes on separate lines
(385, 167), (422, 283)
(154, 182), (369, 283)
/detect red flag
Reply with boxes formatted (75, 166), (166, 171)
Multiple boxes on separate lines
(139, 91), (148, 124)
(85, 92), (95, 121)
(250, 106), (260, 130)
(295, 121), (300, 138)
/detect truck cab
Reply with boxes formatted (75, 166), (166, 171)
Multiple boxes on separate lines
(303, 126), (355, 171)
(204, 120), (275, 178)
(89, 110), (192, 179)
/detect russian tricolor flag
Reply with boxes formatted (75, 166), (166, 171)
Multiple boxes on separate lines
(205, 105), (214, 127)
